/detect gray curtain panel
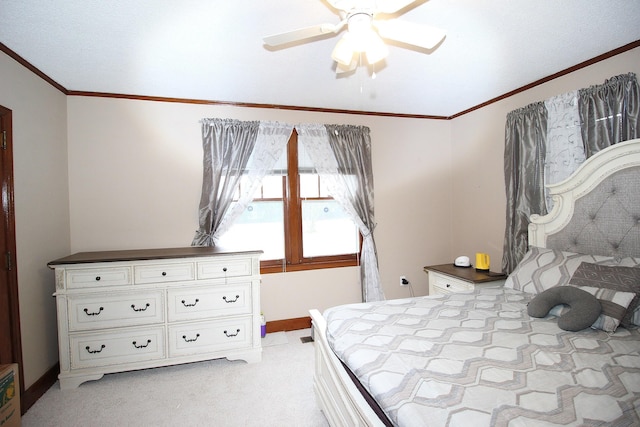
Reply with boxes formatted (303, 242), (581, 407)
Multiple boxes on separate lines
(502, 102), (548, 274)
(325, 124), (383, 302)
(192, 118), (260, 247)
(579, 72), (640, 157)
(324, 124), (377, 237)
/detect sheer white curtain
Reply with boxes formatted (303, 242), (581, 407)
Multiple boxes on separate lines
(543, 90), (585, 211)
(214, 121), (293, 243)
(192, 120), (292, 246)
(296, 123), (384, 302)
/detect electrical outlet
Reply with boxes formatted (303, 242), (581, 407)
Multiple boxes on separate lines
(400, 275), (409, 286)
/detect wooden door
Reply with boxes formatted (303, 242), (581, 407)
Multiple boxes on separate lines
(0, 105), (24, 394)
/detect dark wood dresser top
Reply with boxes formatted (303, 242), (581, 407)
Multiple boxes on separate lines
(48, 246), (263, 267)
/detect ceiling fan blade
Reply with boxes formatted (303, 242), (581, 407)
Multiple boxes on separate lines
(263, 23), (341, 46)
(375, 0), (420, 14)
(325, 0), (356, 13)
(373, 19), (445, 50)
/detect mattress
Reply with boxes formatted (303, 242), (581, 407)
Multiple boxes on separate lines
(324, 287), (640, 426)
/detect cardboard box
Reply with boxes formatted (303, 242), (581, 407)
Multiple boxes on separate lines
(0, 364), (20, 427)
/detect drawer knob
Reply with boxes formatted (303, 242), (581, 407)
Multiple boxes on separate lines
(446, 284), (451, 287)
(131, 303), (150, 312)
(182, 333), (200, 343)
(222, 267), (228, 272)
(85, 344), (105, 354)
(161, 272), (167, 276)
(95, 276), (101, 281)
(222, 295), (240, 303)
(83, 307), (104, 316)
(132, 339), (151, 349)
(181, 298), (199, 307)
(224, 329), (240, 337)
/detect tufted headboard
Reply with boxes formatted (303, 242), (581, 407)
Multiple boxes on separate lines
(529, 139), (640, 258)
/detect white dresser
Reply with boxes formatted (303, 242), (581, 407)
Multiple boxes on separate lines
(48, 247), (262, 389)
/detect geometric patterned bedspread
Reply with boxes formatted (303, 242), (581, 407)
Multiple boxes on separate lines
(324, 287), (640, 427)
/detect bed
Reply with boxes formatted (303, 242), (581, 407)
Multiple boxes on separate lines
(309, 138), (640, 426)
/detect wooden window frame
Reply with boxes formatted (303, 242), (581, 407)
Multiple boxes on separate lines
(260, 130), (360, 274)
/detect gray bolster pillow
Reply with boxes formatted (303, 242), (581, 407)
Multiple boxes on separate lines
(527, 286), (601, 331)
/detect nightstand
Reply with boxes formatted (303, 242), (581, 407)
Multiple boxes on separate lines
(424, 264), (507, 296)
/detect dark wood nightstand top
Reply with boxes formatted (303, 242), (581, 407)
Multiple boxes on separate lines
(424, 264), (507, 284)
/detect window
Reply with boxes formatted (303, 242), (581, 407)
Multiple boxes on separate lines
(218, 130), (361, 273)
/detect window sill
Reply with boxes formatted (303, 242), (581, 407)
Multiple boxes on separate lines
(260, 258), (359, 274)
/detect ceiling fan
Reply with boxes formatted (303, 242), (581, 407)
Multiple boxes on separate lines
(263, 0), (446, 74)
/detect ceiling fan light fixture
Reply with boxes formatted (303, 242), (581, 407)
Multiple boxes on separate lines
(347, 13), (376, 52)
(347, 13), (372, 36)
(331, 35), (356, 66)
(364, 33), (388, 64)
(336, 60), (357, 75)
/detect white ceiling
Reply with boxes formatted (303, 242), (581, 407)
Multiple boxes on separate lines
(1, 0), (639, 117)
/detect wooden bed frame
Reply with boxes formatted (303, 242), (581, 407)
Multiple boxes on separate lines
(310, 138), (640, 427)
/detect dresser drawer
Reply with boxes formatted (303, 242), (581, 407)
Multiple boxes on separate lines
(197, 258), (252, 280)
(168, 317), (252, 357)
(432, 274), (474, 294)
(167, 284), (252, 322)
(70, 327), (165, 369)
(67, 291), (164, 331)
(66, 267), (132, 289)
(134, 262), (195, 284)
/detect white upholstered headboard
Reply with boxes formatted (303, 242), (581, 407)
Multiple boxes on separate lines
(529, 138), (640, 258)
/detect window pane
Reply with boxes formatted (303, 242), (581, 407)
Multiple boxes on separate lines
(261, 175), (284, 199)
(300, 174), (319, 198)
(302, 200), (359, 257)
(218, 201), (284, 261)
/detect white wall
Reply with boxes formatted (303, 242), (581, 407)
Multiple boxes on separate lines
(449, 47), (640, 271)
(0, 52), (70, 388)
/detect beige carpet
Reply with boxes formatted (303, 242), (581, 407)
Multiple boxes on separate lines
(22, 329), (329, 427)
